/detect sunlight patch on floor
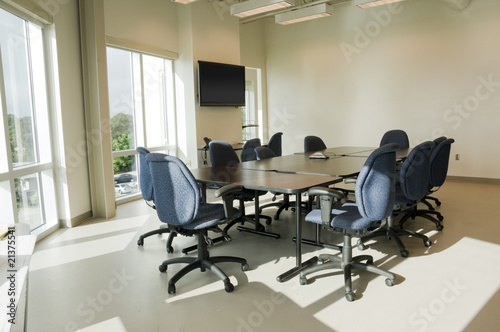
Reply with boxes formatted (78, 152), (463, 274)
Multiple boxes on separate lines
(30, 232), (137, 271)
(313, 237), (500, 331)
(77, 316), (127, 332)
(48, 215), (149, 244)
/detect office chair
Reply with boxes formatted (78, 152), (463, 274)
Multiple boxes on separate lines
(419, 136), (448, 211)
(147, 153), (249, 294)
(299, 143), (399, 301)
(304, 135), (327, 152)
(255, 146), (305, 221)
(136, 147), (226, 254)
(266, 132), (283, 156)
(379, 129), (409, 148)
(399, 138), (455, 231)
(209, 140), (275, 236)
(136, 147), (177, 253)
(240, 138), (261, 162)
(358, 141), (433, 257)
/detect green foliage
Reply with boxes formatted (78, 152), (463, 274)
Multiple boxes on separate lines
(8, 114), (35, 164)
(112, 134), (133, 173)
(110, 113), (135, 173)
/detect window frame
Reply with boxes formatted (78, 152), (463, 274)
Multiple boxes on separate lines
(105, 43), (178, 204)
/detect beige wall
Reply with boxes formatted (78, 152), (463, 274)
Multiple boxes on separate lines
(259, 0), (500, 179)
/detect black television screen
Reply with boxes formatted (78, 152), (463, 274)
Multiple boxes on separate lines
(197, 61), (245, 107)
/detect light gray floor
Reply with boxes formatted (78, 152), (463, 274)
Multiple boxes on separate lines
(27, 180), (500, 332)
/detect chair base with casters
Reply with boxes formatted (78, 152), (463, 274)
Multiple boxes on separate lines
(137, 224), (176, 253)
(159, 227), (249, 294)
(358, 214), (432, 258)
(300, 232), (395, 302)
(398, 206), (444, 231)
(137, 215), (229, 254)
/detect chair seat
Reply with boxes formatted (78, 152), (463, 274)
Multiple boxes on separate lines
(305, 202), (376, 231)
(186, 204), (241, 230)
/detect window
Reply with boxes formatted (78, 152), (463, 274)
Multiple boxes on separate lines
(106, 47), (176, 201)
(0, 7), (57, 232)
(242, 68), (263, 142)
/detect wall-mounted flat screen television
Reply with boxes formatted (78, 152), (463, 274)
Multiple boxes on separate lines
(197, 60), (245, 107)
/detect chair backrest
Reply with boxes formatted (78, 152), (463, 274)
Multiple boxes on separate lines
(267, 132), (283, 157)
(209, 140), (240, 167)
(240, 138), (261, 162)
(380, 130), (409, 148)
(355, 143), (399, 221)
(137, 147), (154, 201)
(146, 153), (200, 226)
(255, 146), (277, 160)
(429, 138), (455, 187)
(398, 141), (434, 201)
(304, 135), (327, 152)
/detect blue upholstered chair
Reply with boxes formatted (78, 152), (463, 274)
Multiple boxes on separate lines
(358, 141), (434, 257)
(240, 138), (261, 162)
(136, 147), (177, 253)
(136, 147), (227, 254)
(299, 144), (399, 301)
(266, 132), (283, 156)
(379, 129), (409, 148)
(209, 140), (273, 234)
(304, 135), (327, 152)
(146, 153), (248, 294)
(399, 138), (455, 231)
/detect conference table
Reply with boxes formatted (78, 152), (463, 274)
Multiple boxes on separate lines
(190, 146), (396, 282)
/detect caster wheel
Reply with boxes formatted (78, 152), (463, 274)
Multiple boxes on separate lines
(299, 276), (308, 285)
(345, 292), (356, 302)
(357, 242), (366, 251)
(437, 224), (444, 231)
(424, 240), (432, 247)
(266, 219), (272, 225)
(401, 250), (409, 258)
(273, 214), (279, 221)
(385, 278), (395, 287)
(257, 224), (265, 232)
(242, 263), (249, 272)
(225, 282), (234, 293)
(166, 245), (174, 253)
(438, 215), (444, 221)
(224, 235), (232, 242)
(436, 202), (441, 207)
(137, 238), (144, 246)
(159, 264), (167, 273)
(168, 284), (176, 294)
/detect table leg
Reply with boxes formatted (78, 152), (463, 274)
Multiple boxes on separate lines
(276, 192), (318, 282)
(237, 190), (280, 239)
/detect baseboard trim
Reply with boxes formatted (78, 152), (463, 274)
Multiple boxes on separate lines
(447, 176), (500, 184)
(60, 211), (93, 228)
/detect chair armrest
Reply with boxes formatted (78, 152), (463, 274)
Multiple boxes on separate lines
(308, 187), (346, 227)
(344, 177), (357, 184)
(214, 184), (243, 221)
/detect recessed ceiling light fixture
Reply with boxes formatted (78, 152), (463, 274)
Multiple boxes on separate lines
(231, 0), (295, 18)
(355, 0), (407, 9)
(275, 4), (333, 25)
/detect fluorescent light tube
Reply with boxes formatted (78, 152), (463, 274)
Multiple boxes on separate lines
(172, 0), (198, 4)
(355, 0), (407, 9)
(231, 0), (294, 18)
(275, 4), (333, 25)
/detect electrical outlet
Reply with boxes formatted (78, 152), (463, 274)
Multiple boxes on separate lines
(455, 154), (460, 161)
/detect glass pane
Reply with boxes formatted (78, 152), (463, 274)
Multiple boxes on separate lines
(107, 47), (136, 151)
(113, 154), (138, 198)
(143, 54), (166, 148)
(0, 181), (15, 225)
(15, 173), (44, 230)
(0, 9), (36, 167)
